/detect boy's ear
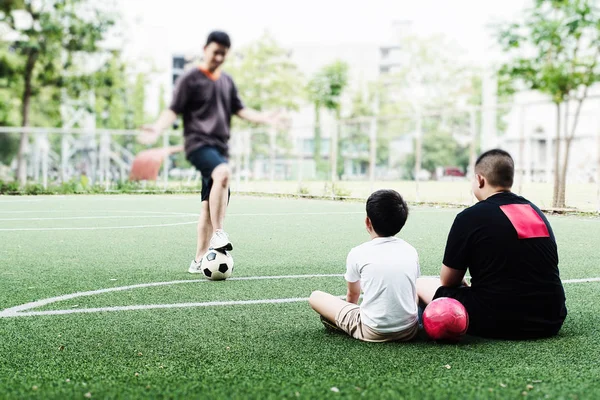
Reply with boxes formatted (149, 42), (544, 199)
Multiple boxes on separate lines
(365, 216), (373, 231)
(476, 174), (485, 189)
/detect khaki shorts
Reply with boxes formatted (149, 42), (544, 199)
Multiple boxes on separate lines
(335, 304), (418, 343)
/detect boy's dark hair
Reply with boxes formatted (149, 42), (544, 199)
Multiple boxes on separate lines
(366, 189), (409, 237)
(206, 31), (231, 48)
(475, 149), (514, 188)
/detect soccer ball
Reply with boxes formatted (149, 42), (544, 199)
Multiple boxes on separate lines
(200, 249), (234, 281)
(422, 297), (469, 341)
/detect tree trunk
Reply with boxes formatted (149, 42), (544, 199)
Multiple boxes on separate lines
(16, 52), (38, 187)
(558, 97), (587, 208)
(552, 102), (561, 208)
(558, 136), (573, 208)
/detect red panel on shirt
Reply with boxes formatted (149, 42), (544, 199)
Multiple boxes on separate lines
(500, 204), (550, 239)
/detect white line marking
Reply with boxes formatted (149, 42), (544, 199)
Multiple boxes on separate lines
(0, 275), (596, 319)
(0, 221), (198, 231)
(0, 211), (366, 222)
(0, 210), (196, 215)
(0, 199), (42, 203)
(6, 298), (312, 317)
(0, 214), (197, 221)
(0, 274), (343, 316)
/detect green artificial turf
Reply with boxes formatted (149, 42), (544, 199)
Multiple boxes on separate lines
(0, 195), (599, 399)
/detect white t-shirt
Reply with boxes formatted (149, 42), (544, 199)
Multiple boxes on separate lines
(344, 236), (420, 333)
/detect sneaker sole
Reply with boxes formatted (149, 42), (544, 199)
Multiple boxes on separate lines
(211, 243), (233, 252)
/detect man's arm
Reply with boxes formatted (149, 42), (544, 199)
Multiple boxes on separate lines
(236, 108), (279, 125)
(137, 110), (178, 145)
(440, 264), (467, 287)
(346, 281), (361, 304)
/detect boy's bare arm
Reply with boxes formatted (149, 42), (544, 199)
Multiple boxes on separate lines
(346, 281), (361, 304)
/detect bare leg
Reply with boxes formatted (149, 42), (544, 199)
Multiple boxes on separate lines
(195, 200), (212, 262)
(209, 163), (230, 231)
(416, 277), (442, 305)
(309, 291), (354, 323)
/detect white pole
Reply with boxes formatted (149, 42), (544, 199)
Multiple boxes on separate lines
(162, 131), (169, 191)
(235, 131), (241, 193)
(369, 116), (377, 193)
(269, 126), (276, 190)
(61, 135), (68, 183)
(597, 101), (600, 212)
(295, 127), (303, 193)
(33, 133), (40, 183)
(330, 120), (338, 194)
(41, 132), (49, 189)
(518, 105), (525, 195)
(415, 108), (422, 203)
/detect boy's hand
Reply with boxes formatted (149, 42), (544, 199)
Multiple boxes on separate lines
(266, 110), (290, 130)
(137, 126), (160, 145)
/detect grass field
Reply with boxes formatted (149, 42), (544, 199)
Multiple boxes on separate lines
(0, 194), (599, 399)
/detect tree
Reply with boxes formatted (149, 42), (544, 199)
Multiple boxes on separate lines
(94, 52), (127, 130)
(226, 32), (303, 162)
(497, 0), (600, 208)
(403, 130), (470, 179)
(373, 35), (477, 180)
(306, 60), (349, 179)
(131, 72), (147, 129)
(1, 0), (115, 185)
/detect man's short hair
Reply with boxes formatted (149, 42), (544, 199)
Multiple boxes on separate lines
(475, 149), (514, 188)
(206, 31), (231, 48)
(366, 189), (409, 237)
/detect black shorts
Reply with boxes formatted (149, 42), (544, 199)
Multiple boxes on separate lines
(433, 286), (563, 340)
(187, 146), (230, 202)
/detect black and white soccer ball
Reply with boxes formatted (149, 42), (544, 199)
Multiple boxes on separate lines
(200, 249), (234, 281)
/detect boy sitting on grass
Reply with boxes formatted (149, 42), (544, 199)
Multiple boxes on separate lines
(309, 189), (420, 342)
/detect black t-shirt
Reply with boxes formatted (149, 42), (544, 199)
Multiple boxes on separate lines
(169, 68), (244, 158)
(443, 192), (567, 326)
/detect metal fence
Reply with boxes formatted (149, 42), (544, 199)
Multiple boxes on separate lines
(1, 99), (600, 211)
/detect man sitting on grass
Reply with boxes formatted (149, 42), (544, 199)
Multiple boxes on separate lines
(417, 149), (567, 339)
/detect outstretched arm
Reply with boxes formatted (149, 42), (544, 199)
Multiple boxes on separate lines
(236, 108), (280, 125)
(137, 109), (178, 145)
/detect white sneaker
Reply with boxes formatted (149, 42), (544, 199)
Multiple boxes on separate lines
(188, 258), (203, 274)
(210, 229), (233, 251)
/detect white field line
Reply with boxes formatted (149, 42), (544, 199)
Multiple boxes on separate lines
(0, 210), (196, 215)
(0, 214), (198, 221)
(0, 211), (371, 231)
(0, 199), (42, 203)
(0, 275), (597, 319)
(0, 211), (366, 221)
(0, 221), (199, 231)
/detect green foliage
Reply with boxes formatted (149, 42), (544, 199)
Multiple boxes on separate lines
(307, 61), (350, 113)
(131, 73), (147, 128)
(497, 0), (600, 103)
(2, 0), (117, 185)
(307, 60), (350, 176)
(228, 33), (302, 113)
(377, 35), (473, 114)
(226, 33), (303, 160)
(497, 0), (600, 208)
(403, 130), (469, 179)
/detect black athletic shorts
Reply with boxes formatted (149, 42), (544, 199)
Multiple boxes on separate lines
(433, 286), (563, 340)
(187, 146), (230, 202)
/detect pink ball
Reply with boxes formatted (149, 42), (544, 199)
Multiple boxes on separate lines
(423, 297), (469, 341)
